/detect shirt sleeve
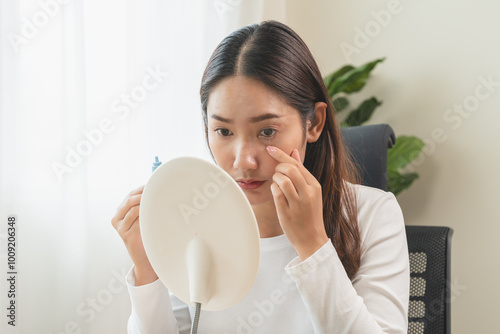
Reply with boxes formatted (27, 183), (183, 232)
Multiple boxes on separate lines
(285, 190), (410, 334)
(125, 266), (192, 334)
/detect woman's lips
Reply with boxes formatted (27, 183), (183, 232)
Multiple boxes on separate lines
(237, 180), (265, 190)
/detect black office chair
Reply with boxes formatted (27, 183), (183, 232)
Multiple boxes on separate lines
(340, 124), (453, 334)
(340, 124), (395, 191)
(405, 226), (453, 334)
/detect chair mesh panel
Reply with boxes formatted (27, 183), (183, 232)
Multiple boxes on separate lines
(410, 277), (426, 297)
(406, 226), (452, 334)
(410, 252), (427, 274)
(409, 321), (425, 334)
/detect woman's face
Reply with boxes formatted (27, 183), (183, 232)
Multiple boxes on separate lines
(206, 75), (309, 206)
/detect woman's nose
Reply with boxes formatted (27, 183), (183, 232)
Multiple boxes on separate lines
(233, 143), (259, 171)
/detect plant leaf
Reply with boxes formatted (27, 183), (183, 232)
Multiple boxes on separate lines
(387, 170), (419, 196)
(387, 136), (425, 171)
(328, 58), (385, 96)
(324, 65), (355, 94)
(341, 97), (382, 127)
(332, 97), (349, 113)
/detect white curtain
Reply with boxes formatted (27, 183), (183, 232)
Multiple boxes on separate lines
(0, 0), (285, 333)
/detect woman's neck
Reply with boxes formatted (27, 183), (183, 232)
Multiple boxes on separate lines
(251, 200), (283, 238)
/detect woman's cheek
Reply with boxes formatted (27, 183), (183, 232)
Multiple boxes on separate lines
(208, 137), (224, 164)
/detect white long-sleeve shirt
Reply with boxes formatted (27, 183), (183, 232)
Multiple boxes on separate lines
(126, 184), (410, 333)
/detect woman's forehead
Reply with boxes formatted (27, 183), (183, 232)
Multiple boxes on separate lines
(207, 76), (298, 122)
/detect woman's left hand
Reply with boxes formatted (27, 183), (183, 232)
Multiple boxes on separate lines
(266, 145), (329, 261)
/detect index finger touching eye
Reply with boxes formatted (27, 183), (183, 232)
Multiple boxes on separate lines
(267, 146), (318, 185)
(266, 146), (300, 165)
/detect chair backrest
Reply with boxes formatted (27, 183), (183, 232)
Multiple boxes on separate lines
(340, 124), (395, 191)
(340, 124), (453, 334)
(405, 226), (453, 334)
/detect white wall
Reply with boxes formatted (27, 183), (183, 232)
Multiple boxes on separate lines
(282, 0), (500, 332)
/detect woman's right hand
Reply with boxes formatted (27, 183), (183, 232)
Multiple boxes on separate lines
(111, 185), (159, 286)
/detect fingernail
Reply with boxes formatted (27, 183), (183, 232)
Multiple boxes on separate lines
(267, 146), (276, 154)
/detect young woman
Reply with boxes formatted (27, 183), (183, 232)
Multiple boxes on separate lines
(112, 20), (409, 333)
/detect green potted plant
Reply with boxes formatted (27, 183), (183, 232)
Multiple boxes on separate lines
(323, 58), (424, 195)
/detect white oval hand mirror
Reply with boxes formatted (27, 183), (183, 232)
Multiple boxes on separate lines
(139, 156), (260, 311)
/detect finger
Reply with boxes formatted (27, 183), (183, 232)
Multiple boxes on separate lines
(267, 146), (316, 185)
(273, 164), (308, 196)
(292, 149), (301, 164)
(118, 205), (140, 235)
(125, 216), (141, 238)
(126, 185), (145, 199)
(270, 181), (289, 210)
(266, 145), (300, 165)
(272, 172), (300, 203)
(115, 194), (142, 222)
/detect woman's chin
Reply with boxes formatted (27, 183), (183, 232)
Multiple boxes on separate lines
(246, 193), (274, 207)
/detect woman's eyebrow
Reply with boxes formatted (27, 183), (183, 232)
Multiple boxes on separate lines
(211, 113), (282, 124)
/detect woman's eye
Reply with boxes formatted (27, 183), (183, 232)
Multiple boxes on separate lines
(214, 128), (276, 139)
(260, 128), (277, 138)
(215, 128), (232, 137)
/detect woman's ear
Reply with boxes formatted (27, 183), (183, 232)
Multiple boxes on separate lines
(306, 102), (327, 143)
